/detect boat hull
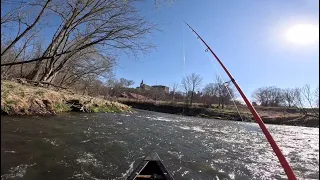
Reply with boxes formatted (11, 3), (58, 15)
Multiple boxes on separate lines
(126, 152), (174, 180)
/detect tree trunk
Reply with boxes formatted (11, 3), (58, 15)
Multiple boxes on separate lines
(190, 87), (195, 106)
(172, 92), (175, 102)
(221, 98), (224, 109)
(190, 91), (194, 106)
(82, 86), (87, 95)
(59, 73), (68, 86)
(26, 61), (43, 81)
(40, 67), (53, 82)
(20, 64), (23, 77)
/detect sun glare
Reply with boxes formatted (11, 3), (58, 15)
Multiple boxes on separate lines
(286, 24), (319, 45)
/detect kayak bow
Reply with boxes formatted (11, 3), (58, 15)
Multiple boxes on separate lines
(127, 152), (174, 180)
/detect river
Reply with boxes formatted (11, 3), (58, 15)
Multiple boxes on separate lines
(1, 109), (319, 180)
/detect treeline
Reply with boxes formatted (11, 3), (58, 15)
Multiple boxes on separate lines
(252, 85), (319, 115)
(106, 73), (239, 109)
(1, 0), (155, 91)
(106, 73), (319, 115)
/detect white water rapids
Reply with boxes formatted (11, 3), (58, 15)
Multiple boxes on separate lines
(1, 110), (319, 179)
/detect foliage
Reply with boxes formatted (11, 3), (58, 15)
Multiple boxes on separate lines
(89, 105), (122, 113)
(53, 103), (71, 112)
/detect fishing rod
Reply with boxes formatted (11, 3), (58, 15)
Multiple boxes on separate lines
(184, 22), (297, 180)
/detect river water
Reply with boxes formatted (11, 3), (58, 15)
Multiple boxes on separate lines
(1, 110), (319, 180)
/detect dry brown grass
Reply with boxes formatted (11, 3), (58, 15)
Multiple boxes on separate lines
(1, 80), (130, 115)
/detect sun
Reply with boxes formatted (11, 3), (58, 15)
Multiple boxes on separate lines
(286, 24), (319, 45)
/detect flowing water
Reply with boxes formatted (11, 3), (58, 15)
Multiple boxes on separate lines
(1, 110), (319, 180)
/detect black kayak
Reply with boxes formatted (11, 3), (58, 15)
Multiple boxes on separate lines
(126, 152), (175, 180)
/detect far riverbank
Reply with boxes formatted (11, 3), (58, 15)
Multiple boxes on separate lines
(119, 99), (319, 128)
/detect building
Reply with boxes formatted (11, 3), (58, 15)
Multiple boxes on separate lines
(138, 80), (151, 90)
(151, 85), (169, 94)
(137, 80), (169, 94)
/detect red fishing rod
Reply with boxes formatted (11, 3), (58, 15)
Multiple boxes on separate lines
(184, 22), (297, 180)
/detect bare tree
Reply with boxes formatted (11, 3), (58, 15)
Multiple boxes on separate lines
(54, 48), (115, 87)
(171, 82), (179, 102)
(220, 85), (235, 109)
(282, 88), (300, 107)
(119, 78), (134, 88)
(2, 0), (156, 86)
(202, 83), (217, 107)
(81, 75), (96, 95)
(291, 85), (319, 117)
(203, 83), (216, 96)
(213, 76), (223, 108)
(252, 86), (283, 107)
(1, 33), (42, 78)
(301, 85), (314, 107)
(107, 77), (135, 96)
(212, 76), (236, 109)
(1, 0), (51, 57)
(301, 84), (318, 116)
(181, 73), (202, 106)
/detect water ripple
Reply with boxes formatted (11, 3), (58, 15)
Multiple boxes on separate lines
(1, 110), (318, 180)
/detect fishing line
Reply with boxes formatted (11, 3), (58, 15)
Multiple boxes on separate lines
(184, 22), (297, 180)
(183, 22), (243, 121)
(191, 31), (244, 121)
(201, 43), (244, 122)
(182, 22), (186, 76)
(181, 22), (186, 113)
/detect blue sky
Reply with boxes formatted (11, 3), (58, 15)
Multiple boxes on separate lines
(115, 0), (319, 99)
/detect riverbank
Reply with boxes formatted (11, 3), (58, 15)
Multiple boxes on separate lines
(119, 99), (319, 127)
(1, 80), (130, 115)
(1, 80), (318, 128)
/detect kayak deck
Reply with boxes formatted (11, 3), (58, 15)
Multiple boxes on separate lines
(127, 152), (174, 180)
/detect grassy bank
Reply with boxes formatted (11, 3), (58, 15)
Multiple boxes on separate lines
(119, 99), (319, 127)
(1, 80), (130, 115)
